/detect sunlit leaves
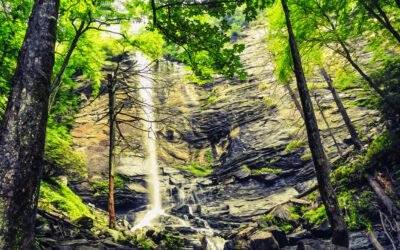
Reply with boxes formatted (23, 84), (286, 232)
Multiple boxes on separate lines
(150, 0), (271, 81)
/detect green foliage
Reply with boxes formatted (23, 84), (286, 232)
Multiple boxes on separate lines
(337, 190), (374, 230)
(150, 0), (271, 81)
(252, 167), (282, 175)
(163, 232), (184, 250)
(133, 237), (156, 250)
(333, 130), (398, 186)
(302, 205), (327, 226)
(39, 180), (92, 220)
(331, 130), (400, 230)
(261, 206), (299, 233)
(0, 0), (32, 117)
(176, 163), (213, 177)
(44, 127), (86, 179)
(371, 57), (400, 116)
(92, 175), (126, 194)
(226, 5), (248, 38)
(285, 139), (306, 153)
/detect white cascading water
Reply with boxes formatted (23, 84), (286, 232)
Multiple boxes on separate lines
(129, 53), (225, 249)
(131, 52), (164, 230)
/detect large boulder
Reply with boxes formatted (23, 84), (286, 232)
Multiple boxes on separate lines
(249, 231), (280, 250)
(74, 216), (94, 230)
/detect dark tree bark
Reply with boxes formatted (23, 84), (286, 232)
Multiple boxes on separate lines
(360, 0), (400, 44)
(313, 92), (343, 158)
(107, 73), (116, 229)
(284, 83), (305, 119)
(0, 0), (59, 248)
(396, 0), (400, 8)
(320, 68), (362, 150)
(280, 0), (349, 247)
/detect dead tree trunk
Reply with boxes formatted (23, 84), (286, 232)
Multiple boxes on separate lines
(0, 0), (59, 248)
(313, 92), (343, 157)
(108, 73), (116, 229)
(284, 83), (304, 119)
(320, 68), (362, 150)
(367, 175), (400, 218)
(281, 0), (349, 247)
(367, 231), (384, 250)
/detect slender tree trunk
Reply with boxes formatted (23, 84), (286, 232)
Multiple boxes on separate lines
(320, 68), (362, 150)
(313, 92), (343, 157)
(0, 0), (59, 248)
(396, 0), (400, 8)
(281, 0), (349, 247)
(361, 1), (400, 44)
(108, 73), (116, 229)
(48, 22), (85, 110)
(284, 83), (305, 119)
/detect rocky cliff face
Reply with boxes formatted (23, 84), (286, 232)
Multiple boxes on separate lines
(71, 21), (381, 248)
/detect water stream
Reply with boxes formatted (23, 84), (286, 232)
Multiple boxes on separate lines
(128, 52), (225, 249)
(131, 52), (165, 230)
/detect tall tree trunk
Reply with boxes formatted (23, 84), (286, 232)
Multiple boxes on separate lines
(0, 0), (59, 248)
(48, 21), (86, 110)
(107, 73), (116, 229)
(280, 0), (349, 247)
(284, 83), (305, 119)
(313, 92), (343, 158)
(320, 68), (362, 150)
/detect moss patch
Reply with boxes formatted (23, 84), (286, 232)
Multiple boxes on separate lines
(285, 139), (306, 153)
(39, 180), (92, 220)
(251, 167), (282, 175)
(176, 163), (213, 177)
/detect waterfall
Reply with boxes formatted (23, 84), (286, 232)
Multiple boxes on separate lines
(131, 52), (164, 230)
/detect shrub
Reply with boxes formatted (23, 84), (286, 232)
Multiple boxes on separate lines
(44, 128), (87, 179)
(302, 205), (327, 226)
(260, 206), (300, 233)
(338, 190), (374, 231)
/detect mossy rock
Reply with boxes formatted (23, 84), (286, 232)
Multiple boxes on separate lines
(106, 229), (127, 242)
